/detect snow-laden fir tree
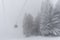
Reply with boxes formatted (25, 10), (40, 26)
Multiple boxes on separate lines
(23, 13), (33, 37)
(33, 13), (41, 36)
(50, 0), (60, 36)
(40, 0), (53, 36)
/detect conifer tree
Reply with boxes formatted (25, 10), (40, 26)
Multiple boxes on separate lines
(23, 13), (33, 37)
(50, 0), (60, 36)
(33, 13), (41, 35)
(40, 0), (53, 36)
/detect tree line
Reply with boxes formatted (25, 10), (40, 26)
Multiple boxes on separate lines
(23, 0), (60, 37)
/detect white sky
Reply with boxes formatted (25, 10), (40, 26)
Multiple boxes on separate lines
(0, 0), (58, 38)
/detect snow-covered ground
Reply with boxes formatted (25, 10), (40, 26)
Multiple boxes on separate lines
(20, 37), (60, 40)
(0, 36), (60, 40)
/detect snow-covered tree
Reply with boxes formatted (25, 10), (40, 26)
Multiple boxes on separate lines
(50, 0), (60, 36)
(33, 13), (41, 35)
(40, 0), (53, 36)
(23, 13), (33, 37)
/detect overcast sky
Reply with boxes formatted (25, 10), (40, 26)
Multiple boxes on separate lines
(0, 0), (58, 38)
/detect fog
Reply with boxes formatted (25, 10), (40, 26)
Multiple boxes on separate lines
(0, 0), (58, 39)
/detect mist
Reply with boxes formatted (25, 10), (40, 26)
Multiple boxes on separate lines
(0, 0), (58, 39)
